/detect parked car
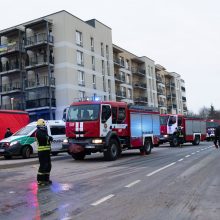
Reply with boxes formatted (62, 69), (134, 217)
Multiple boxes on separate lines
(0, 120), (66, 159)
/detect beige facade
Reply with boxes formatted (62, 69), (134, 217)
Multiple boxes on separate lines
(113, 45), (158, 108)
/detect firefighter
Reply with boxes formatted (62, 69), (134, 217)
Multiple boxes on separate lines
(214, 125), (220, 149)
(4, 128), (13, 138)
(174, 126), (184, 147)
(36, 119), (53, 186)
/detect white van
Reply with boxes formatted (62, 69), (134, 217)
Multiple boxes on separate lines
(0, 120), (66, 159)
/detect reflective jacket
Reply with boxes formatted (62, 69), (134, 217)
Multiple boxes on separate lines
(36, 127), (51, 151)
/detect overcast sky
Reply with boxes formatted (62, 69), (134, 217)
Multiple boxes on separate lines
(0, 0), (219, 113)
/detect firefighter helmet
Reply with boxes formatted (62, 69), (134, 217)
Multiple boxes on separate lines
(37, 118), (45, 127)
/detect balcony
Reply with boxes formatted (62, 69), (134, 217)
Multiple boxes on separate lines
(25, 33), (54, 49)
(113, 57), (124, 68)
(25, 98), (56, 109)
(156, 76), (163, 83)
(0, 42), (25, 57)
(182, 96), (186, 101)
(25, 55), (54, 70)
(183, 106), (187, 111)
(0, 102), (23, 110)
(157, 89), (165, 96)
(115, 74), (126, 83)
(0, 62), (20, 75)
(25, 77), (55, 89)
(134, 97), (148, 103)
(0, 82), (21, 94)
(131, 67), (146, 77)
(116, 91), (126, 98)
(158, 101), (166, 107)
(133, 82), (147, 89)
(181, 86), (185, 92)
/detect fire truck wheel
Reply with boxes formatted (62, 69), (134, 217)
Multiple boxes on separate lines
(193, 136), (200, 145)
(22, 146), (32, 159)
(104, 139), (119, 161)
(144, 139), (152, 155)
(170, 137), (179, 147)
(71, 152), (86, 160)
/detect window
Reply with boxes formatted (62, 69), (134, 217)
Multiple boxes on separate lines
(101, 105), (111, 123)
(102, 60), (105, 75)
(107, 61), (110, 75)
(79, 90), (85, 100)
(103, 75), (106, 91)
(118, 107), (126, 123)
(90, 37), (94, 51)
(101, 42), (104, 56)
(106, 45), (109, 59)
(127, 88), (132, 99)
(93, 75), (96, 89)
(77, 50), (84, 66)
(126, 74), (130, 84)
(108, 79), (111, 93)
(76, 31), (83, 46)
(92, 56), (95, 70)
(50, 126), (65, 135)
(125, 59), (130, 70)
(119, 56), (125, 67)
(121, 87), (126, 97)
(78, 70), (85, 86)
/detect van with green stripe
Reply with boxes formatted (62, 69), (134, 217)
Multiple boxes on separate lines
(0, 120), (66, 159)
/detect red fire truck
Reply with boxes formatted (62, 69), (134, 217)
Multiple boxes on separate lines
(64, 100), (160, 161)
(0, 110), (30, 140)
(167, 114), (206, 147)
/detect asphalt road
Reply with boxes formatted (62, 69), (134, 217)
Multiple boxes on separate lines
(0, 142), (219, 220)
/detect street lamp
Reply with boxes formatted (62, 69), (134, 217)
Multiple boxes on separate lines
(10, 97), (14, 110)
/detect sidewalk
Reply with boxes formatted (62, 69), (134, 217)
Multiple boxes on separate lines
(0, 153), (69, 169)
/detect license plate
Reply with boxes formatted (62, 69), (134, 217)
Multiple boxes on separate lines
(0, 149), (5, 152)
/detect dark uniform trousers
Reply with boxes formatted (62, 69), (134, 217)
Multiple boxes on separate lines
(37, 149), (52, 182)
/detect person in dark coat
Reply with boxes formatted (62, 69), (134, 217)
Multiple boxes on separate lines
(36, 119), (53, 186)
(4, 128), (13, 138)
(214, 125), (220, 149)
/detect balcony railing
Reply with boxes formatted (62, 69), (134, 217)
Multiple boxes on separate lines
(26, 33), (54, 47)
(0, 82), (21, 93)
(0, 102), (23, 110)
(0, 62), (20, 73)
(134, 97), (148, 103)
(158, 101), (165, 107)
(156, 76), (163, 83)
(26, 77), (55, 88)
(115, 74), (126, 83)
(0, 42), (24, 55)
(26, 98), (56, 109)
(116, 91), (126, 98)
(131, 67), (146, 76)
(133, 82), (147, 89)
(157, 89), (165, 95)
(26, 55), (54, 68)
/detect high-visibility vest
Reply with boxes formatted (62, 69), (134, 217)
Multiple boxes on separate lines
(37, 145), (51, 151)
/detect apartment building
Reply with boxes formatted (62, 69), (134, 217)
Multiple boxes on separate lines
(155, 64), (167, 114)
(155, 65), (187, 114)
(113, 45), (158, 108)
(0, 10), (187, 120)
(0, 10), (115, 120)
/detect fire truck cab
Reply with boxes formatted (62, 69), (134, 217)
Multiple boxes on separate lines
(64, 100), (160, 161)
